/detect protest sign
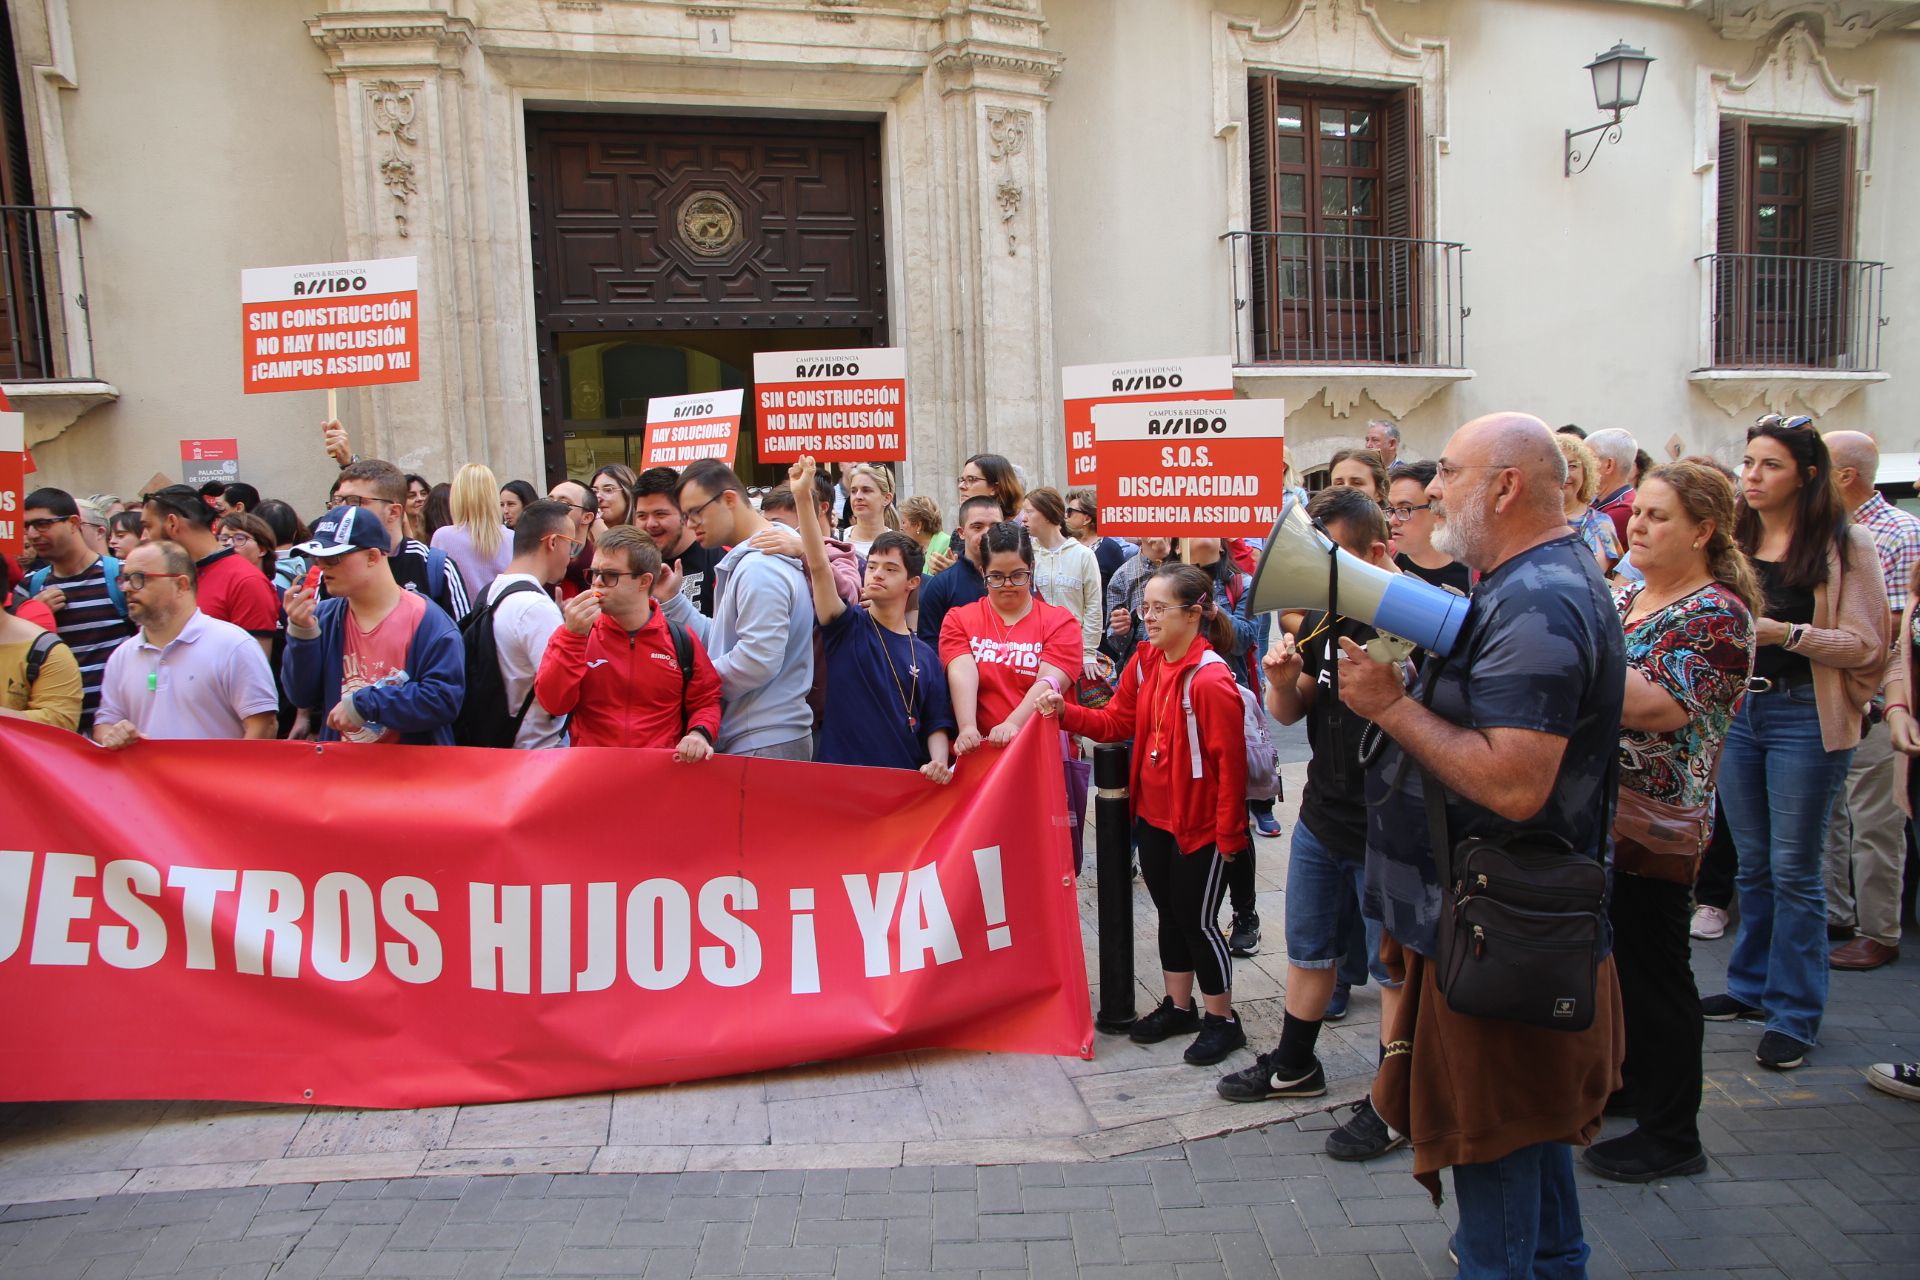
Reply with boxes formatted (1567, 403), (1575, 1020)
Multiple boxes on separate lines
(753, 348), (906, 463)
(1061, 356), (1233, 488)
(179, 439), (239, 488)
(640, 389), (742, 469)
(0, 405), (22, 562)
(1091, 398), (1286, 538)
(241, 256), (420, 394)
(0, 720), (1090, 1109)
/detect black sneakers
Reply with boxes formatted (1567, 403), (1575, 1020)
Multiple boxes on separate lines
(1581, 1130), (1708, 1183)
(1184, 1012), (1247, 1065)
(1756, 1029), (1812, 1070)
(1325, 1098), (1407, 1162)
(1217, 1052), (1327, 1103)
(1228, 911), (1262, 957)
(1128, 996), (1201, 1044)
(1699, 993), (1765, 1022)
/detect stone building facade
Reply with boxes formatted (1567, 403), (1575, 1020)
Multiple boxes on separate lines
(4, 0), (1917, 506)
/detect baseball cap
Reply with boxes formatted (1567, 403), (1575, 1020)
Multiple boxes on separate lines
(293, 505), (392, 559)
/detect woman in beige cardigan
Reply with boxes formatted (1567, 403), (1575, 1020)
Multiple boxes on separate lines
(1700, 416), (1887, 1072)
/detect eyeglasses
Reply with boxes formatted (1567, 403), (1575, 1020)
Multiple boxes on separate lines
(114, 571), (185, 591)
(957, 473), (988, 489)
(550, 534), (585, 556)
(983, 570), (1032, 588)
(1387, 504), (1431, 521)
(337, 494), (399, 511)
(1138, 602), (1195, 619)
(216, 532), (253, 548)
(551, 498), (597, 515)
(1434, 461), (1518, 483)
(681, 492), (725, 524)
(1066, 506), (1093, 519)
(23, 516), (68, 532)
(587, 568), (643, 585)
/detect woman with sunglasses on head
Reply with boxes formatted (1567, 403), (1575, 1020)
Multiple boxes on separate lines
(1037, 563), (1251, 1066)
(1701, 416), (1887, 1072)
(939, 522), (1081, 758)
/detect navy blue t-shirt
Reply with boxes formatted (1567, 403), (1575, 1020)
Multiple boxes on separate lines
(1363, 535), (1625, 957)
(819, 605), (958, 770)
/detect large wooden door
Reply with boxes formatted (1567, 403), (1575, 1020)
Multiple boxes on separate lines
(526, 113), (888, 482)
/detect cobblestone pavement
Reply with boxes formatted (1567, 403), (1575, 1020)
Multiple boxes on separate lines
(3, 931), (1916, 1279)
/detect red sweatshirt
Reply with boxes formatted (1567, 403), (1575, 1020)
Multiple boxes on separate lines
(534, 604), (723, 749)
(1062, 638), (1249, 856)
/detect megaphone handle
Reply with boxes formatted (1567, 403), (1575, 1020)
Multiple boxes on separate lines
(1324, 524), (1340, 708)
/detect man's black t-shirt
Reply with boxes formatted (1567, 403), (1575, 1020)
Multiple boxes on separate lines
(670, 539), (721, 617)
(1364, 535), (1625, 957)
(1394, 552), (1472, 596)
(1296, 611), (1379, 862)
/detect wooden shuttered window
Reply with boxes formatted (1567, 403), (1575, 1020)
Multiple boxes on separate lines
(0, 0), (43, 378)
(1246, 75), (1422, 363)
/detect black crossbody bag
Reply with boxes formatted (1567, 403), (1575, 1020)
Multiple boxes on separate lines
(1412, 657), (1610, 1033)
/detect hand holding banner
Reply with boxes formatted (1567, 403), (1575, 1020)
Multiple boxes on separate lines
(1092, 399), (1287, 538)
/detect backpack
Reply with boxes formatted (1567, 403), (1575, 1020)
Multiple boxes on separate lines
(26, 556), (128, 619)
(451, 580), (549, 748)
(1181, 650), (1283, 802)
(23, 631), (66, 689)
(546, 610), (700, 746)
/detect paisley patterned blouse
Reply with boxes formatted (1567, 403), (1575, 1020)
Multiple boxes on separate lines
(1614, 582), (1754, 807)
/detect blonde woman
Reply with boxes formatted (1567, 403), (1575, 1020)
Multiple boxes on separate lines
(1556, 432), (1623, 574)
(431, 462), (513, 608)
(839, 463), (901, 556)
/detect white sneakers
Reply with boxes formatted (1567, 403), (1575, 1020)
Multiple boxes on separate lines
(1690, 905), (1729, 941)
(1867, 1062), (1920, 1101)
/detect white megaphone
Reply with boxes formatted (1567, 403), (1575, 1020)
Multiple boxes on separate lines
(1249, 494), (1472, 658)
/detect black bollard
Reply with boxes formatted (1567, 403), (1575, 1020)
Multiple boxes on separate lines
(1093, 742), (1136, 1034)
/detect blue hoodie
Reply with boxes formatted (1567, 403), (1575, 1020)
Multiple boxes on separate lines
(661, 542), (813, 753)
(282, 596), (465, 745)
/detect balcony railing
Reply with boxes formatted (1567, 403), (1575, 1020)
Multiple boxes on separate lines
(1697, 253), (1888, 372)
(0, 205), (96, 382)
(1224, 229), (1468, 367)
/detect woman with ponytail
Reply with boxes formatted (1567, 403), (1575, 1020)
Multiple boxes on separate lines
(1038, 562), (1251, 1067)
(1584, 462), (1756, 1183)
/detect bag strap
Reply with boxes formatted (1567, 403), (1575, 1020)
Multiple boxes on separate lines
(1181, 651), (1228, 780)
(665, 614), (695, 734)
(23, 631), (62, 688)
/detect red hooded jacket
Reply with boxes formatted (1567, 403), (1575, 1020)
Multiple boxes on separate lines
(535, 604), (723, 749)
(1062, 637), (1249, 856)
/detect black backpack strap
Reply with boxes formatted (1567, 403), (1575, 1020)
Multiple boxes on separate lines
(665, 614), (695, 735)
(24, 631), (63, 688)
(487, 580), (548, 736)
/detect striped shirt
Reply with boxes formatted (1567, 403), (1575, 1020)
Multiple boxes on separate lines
(1853, 492), (1920, 615)
(39, 557), (134, 731)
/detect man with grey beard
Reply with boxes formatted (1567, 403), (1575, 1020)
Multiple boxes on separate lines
(1333, 413), (1626, 1276)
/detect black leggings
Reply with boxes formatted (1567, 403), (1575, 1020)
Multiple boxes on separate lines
(1610, 873), (1702, 1154)
(1136, 822), (1232, 997)
(1693, 795), (1737, 911)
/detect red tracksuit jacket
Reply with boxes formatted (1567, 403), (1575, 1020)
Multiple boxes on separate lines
(1062, 638), (1250, 856)
(534, 605), (724, 749)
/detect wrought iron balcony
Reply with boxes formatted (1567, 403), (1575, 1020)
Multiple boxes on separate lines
(1224, 229), (1468, 368)
(0, 205), (96, 383)
(1697, 252), (1888, 372)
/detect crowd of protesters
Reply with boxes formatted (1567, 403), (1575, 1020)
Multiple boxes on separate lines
(5, 408), (1919, 1279)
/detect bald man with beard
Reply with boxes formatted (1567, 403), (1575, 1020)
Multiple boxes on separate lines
(1332, 412), (1625, 1276)
(1820, 431), (1915, 972)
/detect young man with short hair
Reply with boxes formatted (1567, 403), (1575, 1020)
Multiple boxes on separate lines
(535, 526), (721, 755)
(329, 459), (471, 619)
(916, 494), (1005, 647)
(633, 466), (721, 616)
(789, 455), (955, 780)
(281, 505), (465, 745)
(480, 500), (574, 749)
(659, 459), (814, 759)
(93, 540), (278, 749)
(21, 486), (134, 732)
(140, 485), (281, 663)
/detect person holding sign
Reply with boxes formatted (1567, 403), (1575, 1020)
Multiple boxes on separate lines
(938, 522), (1080, 757)
(1036, 563), (1252, 1066)
(788, 455), (956, 781)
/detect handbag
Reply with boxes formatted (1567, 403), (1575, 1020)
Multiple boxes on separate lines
(1415, 653), (1609, 1032)
(1611, 786), (1712, 885)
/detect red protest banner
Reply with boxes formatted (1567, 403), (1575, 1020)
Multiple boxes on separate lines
(753, 348), (906, 463)
(1061, 356), (1233, 489)
(641, 389), (742, 469)
(241, 257), (420, 394)
(0, 720), (1090, 1109)
(1091, 399), (1287, 539)
(179, 438), (240, 489)
(0, 406), (22, 563)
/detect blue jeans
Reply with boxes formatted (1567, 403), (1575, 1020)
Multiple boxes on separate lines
(1451, 1142), (1588, 1279)
(1283, 819), (1389, 985)
(1717, 686), (1853, 1045)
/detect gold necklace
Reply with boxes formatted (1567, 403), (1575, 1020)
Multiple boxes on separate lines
(868, 608), (920, 731)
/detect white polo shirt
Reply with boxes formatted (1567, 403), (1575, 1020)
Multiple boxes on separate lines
(95, 610), (279, 740)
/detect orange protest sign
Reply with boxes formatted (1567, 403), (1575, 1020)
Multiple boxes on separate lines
(641, 389), (742, 469)
(1091, 399), (1286, 538)
(1061, 356), (1233, 489)
(753, 348), (906, 462)
(241, 257), (420, 394)
(0, 409), (23, 563)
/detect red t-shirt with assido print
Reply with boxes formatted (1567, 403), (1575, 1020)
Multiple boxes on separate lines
(938, 597), (1082, 730)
